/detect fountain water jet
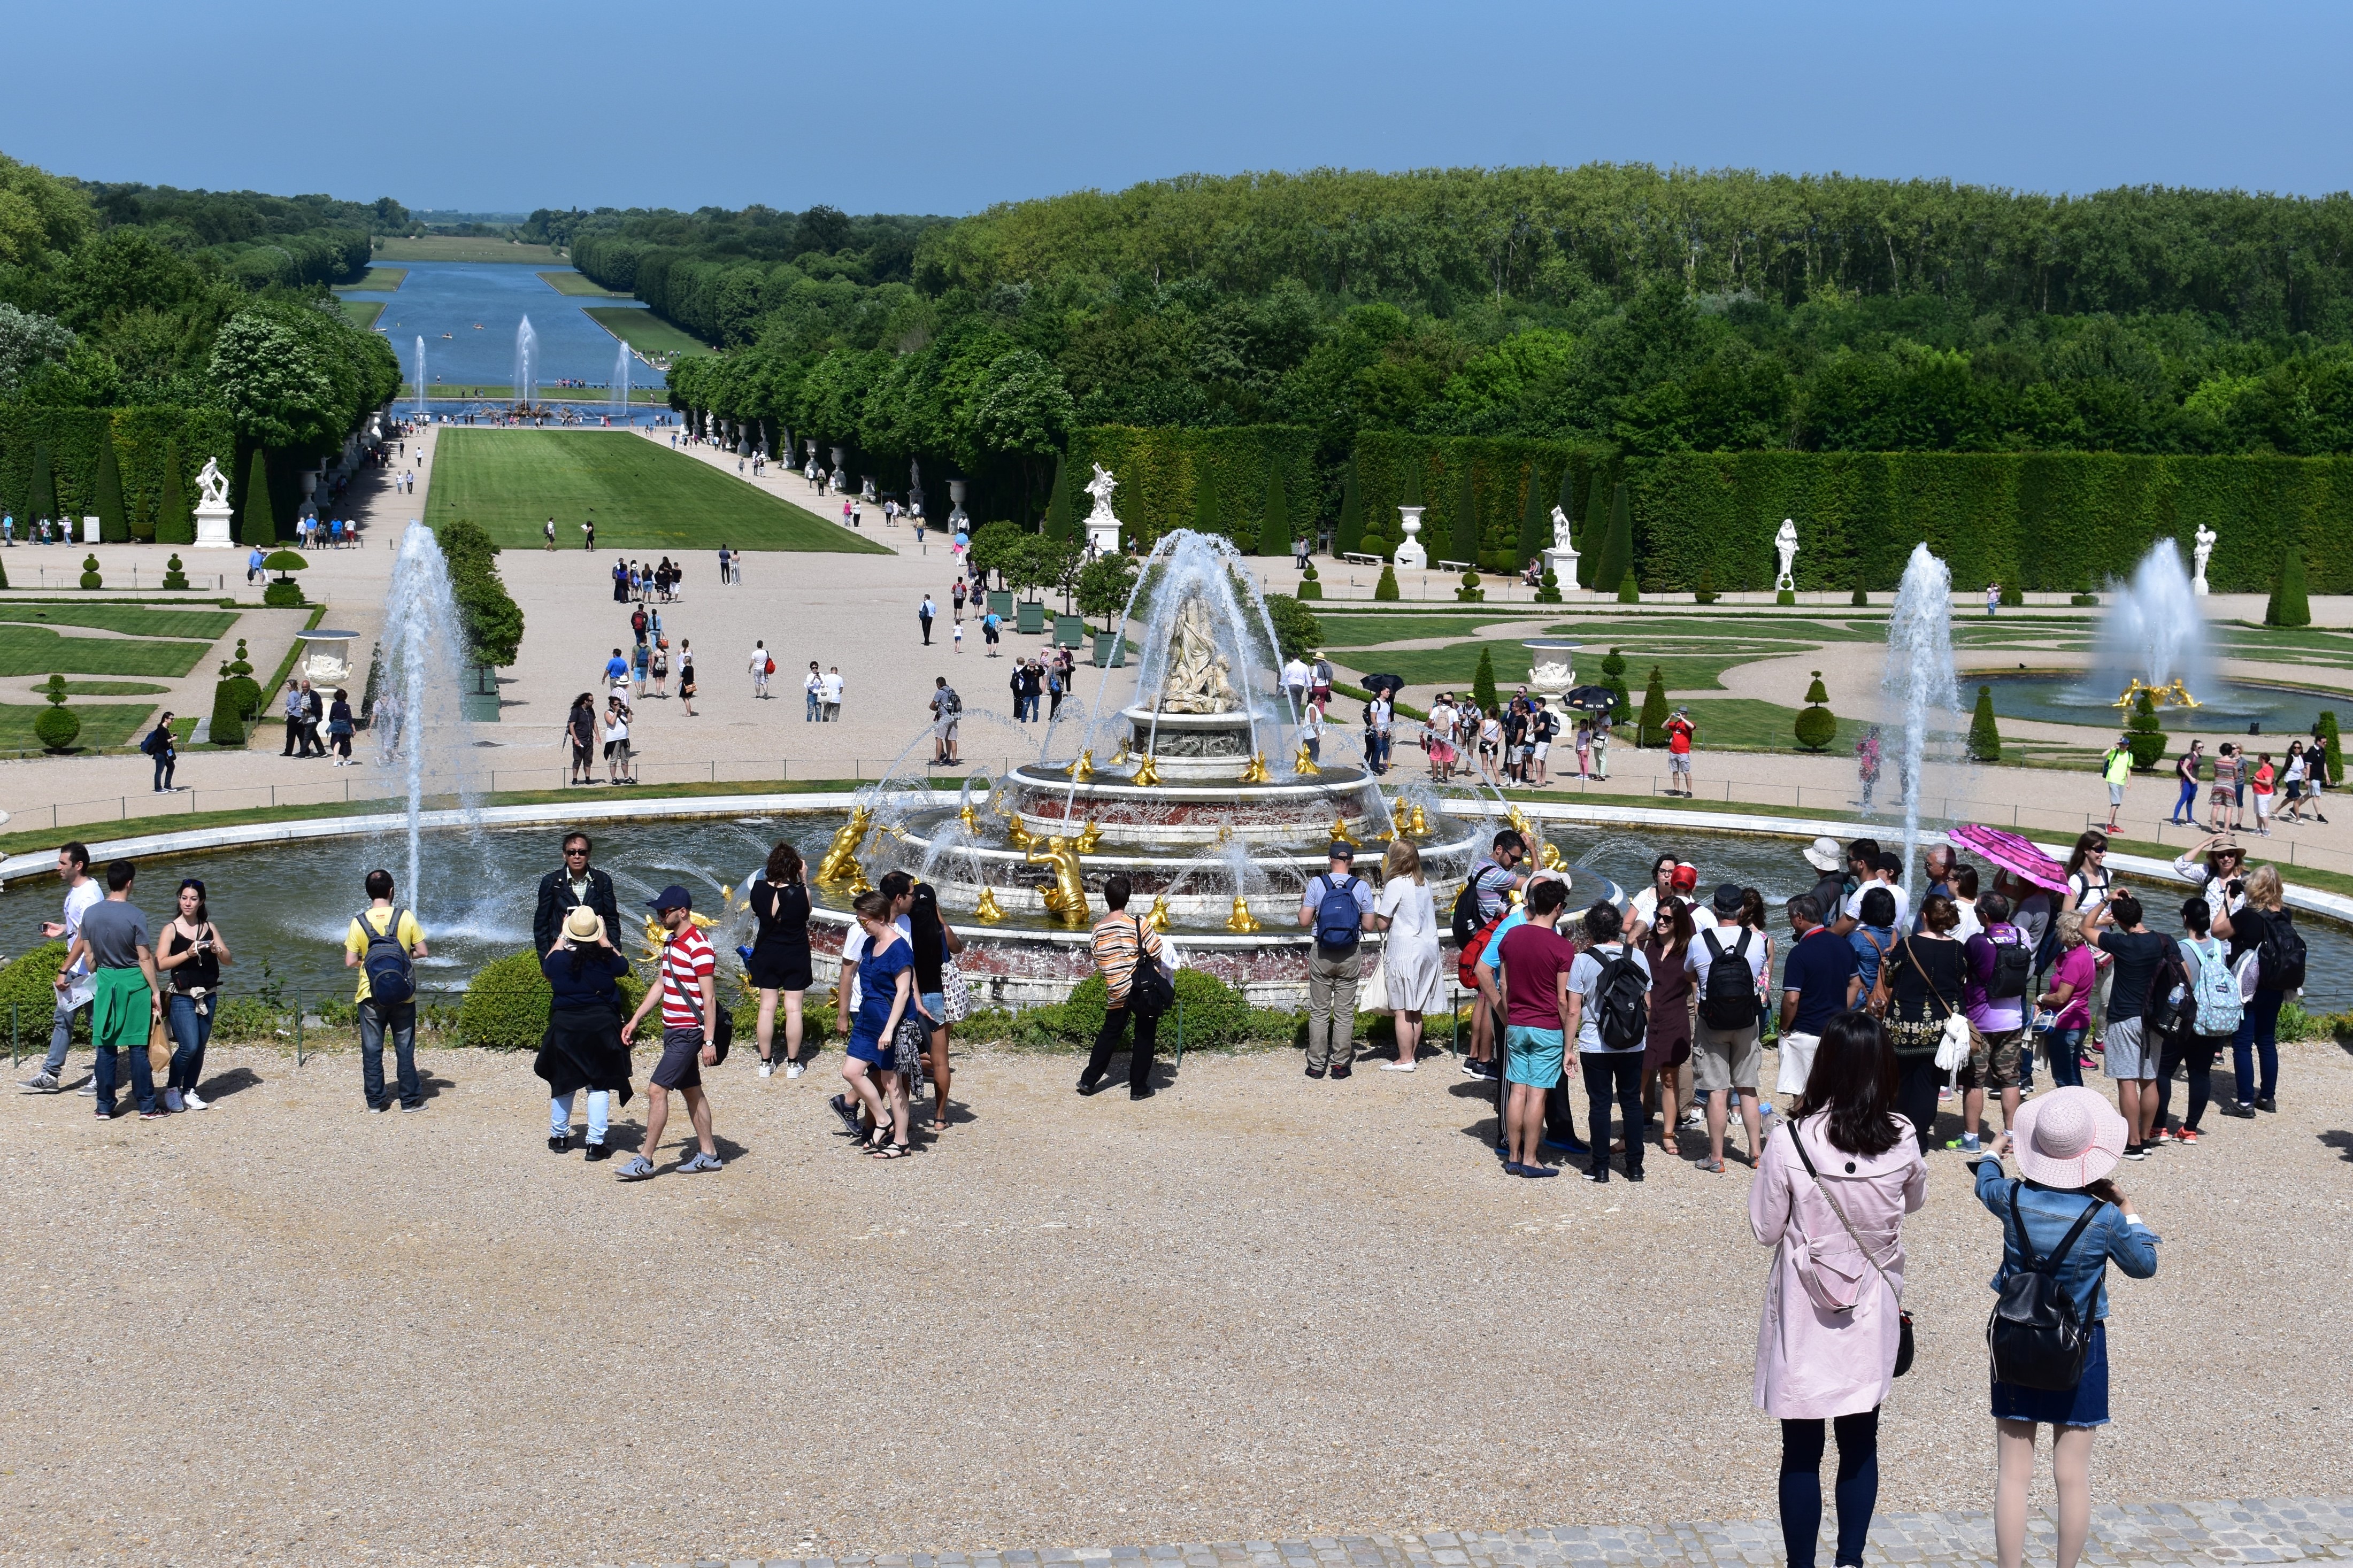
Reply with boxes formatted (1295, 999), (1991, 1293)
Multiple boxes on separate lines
(1885, 543), (1961, 891)
(379, 526), (485, 902)
(412, 336), (427, 418)
(610, 339), (632, 424)
(512, 315), (539, 413)
(2095, 540), (2210, 699)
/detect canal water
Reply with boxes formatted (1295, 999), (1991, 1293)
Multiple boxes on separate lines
(340, 261), (671, 405)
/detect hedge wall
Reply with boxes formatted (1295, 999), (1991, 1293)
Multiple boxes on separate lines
(1350, 434), (1616, 570)
(1624, 451), (2353, 593)
(1066, 425), (1318, 550)
(0, 406), (235, 545)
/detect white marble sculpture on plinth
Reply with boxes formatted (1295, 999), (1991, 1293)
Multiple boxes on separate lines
(1393, 505), (1427, 569)
(1081, 463), (1124, 555)
(2193, 523), (2217, 596)
(1543, 503), (1580, 586)
(1774, 517), (1800, 592)
(191, 456), (234, 549)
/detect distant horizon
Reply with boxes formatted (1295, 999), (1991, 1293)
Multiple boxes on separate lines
(7, 0), (2351, 215)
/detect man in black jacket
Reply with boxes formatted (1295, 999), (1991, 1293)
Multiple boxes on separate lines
(533, 832), (622, 955)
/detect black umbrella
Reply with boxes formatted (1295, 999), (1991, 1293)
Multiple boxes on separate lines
(1563, 685), (1619, 712)
(1360, 673), (1406, 697)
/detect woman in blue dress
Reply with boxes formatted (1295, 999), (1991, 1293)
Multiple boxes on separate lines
(831, 889), (926, 1160)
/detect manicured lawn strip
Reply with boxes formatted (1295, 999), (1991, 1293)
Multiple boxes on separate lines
(372, 237), (560, 263)
(338, 301), (386, 330)
(1314, 614), (1532, 647)
(537, 270), (630, 297)
(0, 625), (215, 678)
(1674, 698), (1872, 754)
(431, 430), (888, 554)
(1334, 641), (1785, 694)
(25, 681), (172, 696)
(1550, 615), (1887, 643)
(334, 267), (408, 291)
(583, 306), (709, 356)
(0, 702), (162, 751)
(0, 605), (240, 638)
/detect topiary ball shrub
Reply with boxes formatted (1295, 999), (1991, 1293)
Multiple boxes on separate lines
(1456, 569), (1484, 603)
(1373, 563), (1400, 602)
(34, 705), (80, 751)
(79, 554), (102, 591)
(1534, 567), (1562, 605)
(1695, 564), (1719, 605)
(2126, 689), (2167, 770)
(458, 950), (555, 1049)
(162, 553), (189, 591)
(1297, 559), (1321, 601)
(263, 579), (306, 608)
(1794, 670), (1836, 751)
(230, 638), (254, 677)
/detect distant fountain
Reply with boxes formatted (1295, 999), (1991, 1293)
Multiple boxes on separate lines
(1885, 544), (1961, 890)
(379, 527), (483, 902)
(412, 336), (427, 416)
(512, 315), (539, 411)
(610, 339), (632, 424)
(2095, 540), (2210, 701)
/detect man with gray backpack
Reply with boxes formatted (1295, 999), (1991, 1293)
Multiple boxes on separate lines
(344, 868), (428, 1113)
(1298, 842), (1375, 1079)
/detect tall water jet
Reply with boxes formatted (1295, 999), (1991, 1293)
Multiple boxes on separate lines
(610, 339), (632, 424)
(512, 315), (539, 412)
(1885, 543), (1961, 891)
(2094, 540), (2210, 699)
(412, 336), (427, 417)
(379, 526), (482, 902)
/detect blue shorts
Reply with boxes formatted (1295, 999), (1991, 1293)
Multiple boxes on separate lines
(920, 992), (945, 1026)
(1504, 1025), (1565, 1087)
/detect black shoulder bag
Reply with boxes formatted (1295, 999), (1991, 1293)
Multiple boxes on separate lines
(1126, 916), (1175, 1021)
(1986, 1182), (2104, 1390)
(1786, 1118), (1914, 1377)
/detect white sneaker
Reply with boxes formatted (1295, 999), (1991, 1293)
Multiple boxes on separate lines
(1380, 1061), (1417, 1072)
(785, 1061), (804, 1079)
(758, 1060), (774, 1078)
(182, 1088), (208, 1110)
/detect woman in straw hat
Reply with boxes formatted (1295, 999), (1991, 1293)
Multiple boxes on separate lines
(536, 904), (636, 1161)
(1973, 1087), (2162, 1568)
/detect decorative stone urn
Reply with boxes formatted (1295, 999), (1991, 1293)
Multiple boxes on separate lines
(1393, 505), (1427, 569)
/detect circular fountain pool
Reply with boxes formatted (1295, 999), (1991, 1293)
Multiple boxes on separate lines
(1973, 674), (2344, 732)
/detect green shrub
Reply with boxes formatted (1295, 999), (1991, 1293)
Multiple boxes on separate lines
(207, 679), (244, 747)
(2001, 580), (2024, 607)
(262, 578), (305, 608)
(1638, 666), (1668, 746)
(1260, 592), (1322, 662)
(1601, 646), (1631, 716)
(1617, 569), (1639, 604)
(1334, 461), (1363, 557)
(2319, 711), (2343, 784)
(1167, 969), (1255, 1047)
(78, 553), (101, 591)
(1970, 684), (2003, 761)
(1450, 464), (1479, 567)
(1851, 582), (1868, 606)
(2126, 689), (2166, 769)
(1066, 426), (1317, 551)
(1794, 670), (1836, 751)
(240, 449), (276, 546)
(0, 943), (73, 1040)
(162, 553), (189, 590)
(2267, 540), (2311, 627)
(1257, 465), (1290, 557)
(433, 519), (524, 666)
(1591, 481), (1634, 594)
(1472, 646), (1498, 715)
(1041, 452), (1071, 542)
(1534, 566), (1561, 604)
(212, 996), (290, 1040)
(35, 704), (80, 751)
(156, 436), (193, 545)
(1456, 568), (1483, 603)
(1373, 563), (1399, 601)
(458, 950), (554, 1049)
(1296, 559), (1321, 600)
(1695, 562), (1719, 604)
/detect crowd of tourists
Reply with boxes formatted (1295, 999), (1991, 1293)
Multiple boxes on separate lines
(2156, 734), (2334, 836)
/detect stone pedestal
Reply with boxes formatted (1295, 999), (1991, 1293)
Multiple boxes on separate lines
(1086, 514), (1121, 555)
(193, 500), (235, 549)
(1543, 544), (1579, 586)
(1394, 505), (1427, 570)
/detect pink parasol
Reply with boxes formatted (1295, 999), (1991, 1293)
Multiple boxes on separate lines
(1949, 824), (2069, 893)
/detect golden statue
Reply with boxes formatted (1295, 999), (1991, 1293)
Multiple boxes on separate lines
(1405, 803), (1429, 838)
(957, 802), (982, 836)
(845, 867), (873, 896)
(2112, 675), (2202, 710)
(1072, 820), (1103, 853)
(973, 886), (1006, 922)
(1237, 751), (1271, 784)
(1328, 812), (1357, 846)
(641, 905), (719, 963)
(1067, 750), (1095, 782)
(1146, 894), (1172, 932)
(817, 807), (873, 884)
(1026, 835), (1089, 923)
(1129, 753), (1161, 787)
(1506, 802), (1564, 872)
(1225, 897), (1263, 933)
(1293, 743), (1319, 776)
(1109, 737), (1132, 766)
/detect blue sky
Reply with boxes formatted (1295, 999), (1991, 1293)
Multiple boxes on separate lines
(10, 0), (2351, 216)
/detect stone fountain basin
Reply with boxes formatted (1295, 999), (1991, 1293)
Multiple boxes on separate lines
(1000, 766), (1388, 846)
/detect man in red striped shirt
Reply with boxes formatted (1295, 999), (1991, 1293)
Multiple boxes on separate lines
(618, 884), (721, 1180)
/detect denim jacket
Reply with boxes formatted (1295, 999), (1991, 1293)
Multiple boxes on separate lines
(1972, 1158), (2161, 1320)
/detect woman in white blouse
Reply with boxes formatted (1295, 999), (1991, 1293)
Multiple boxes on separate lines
(1372, 838), (1447, 1070)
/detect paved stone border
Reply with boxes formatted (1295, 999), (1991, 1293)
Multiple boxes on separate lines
(624, 1497), (2353, 1568)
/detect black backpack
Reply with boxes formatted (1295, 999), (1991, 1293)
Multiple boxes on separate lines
(1696, 928), (1756, 1029)
(1986, 930), (2032, 1000)
(1125, 917), (1174, 1020)
(1591, 947), (1651, 1051)
(2144, 943), (2193, 1039)
(1450, 872), (1485, 947)
(1986, 1183), (2105, 1390)
(2257, 909), (2308, 991)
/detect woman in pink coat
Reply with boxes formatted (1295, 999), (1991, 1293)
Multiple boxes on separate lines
(1748, 1011), (1927, 1568)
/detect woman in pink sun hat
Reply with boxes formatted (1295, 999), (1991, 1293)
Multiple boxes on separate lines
(1971, 1085), (2163, 1568)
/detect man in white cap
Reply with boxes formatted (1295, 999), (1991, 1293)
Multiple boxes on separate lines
(1802, 836), (1848, 922)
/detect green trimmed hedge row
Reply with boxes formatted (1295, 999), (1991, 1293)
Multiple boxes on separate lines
(0, 405), (235, 546)
(1065, 426), (1318, 549)
(1623, 451), (2353, 593)
(1350, 433), (1616, 571)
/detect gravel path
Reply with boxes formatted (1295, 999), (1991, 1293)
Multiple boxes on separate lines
(3, 1037), (2348, 1567)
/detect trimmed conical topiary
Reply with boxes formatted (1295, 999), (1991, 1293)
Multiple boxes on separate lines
(2000, 579), (2023, 608)
(1638, 666), (1668, 747)
(2318, 710), (2343, 785)
(1257, 464), (1290, 558)
(240, 449), (276, 547)
(1191, 468), (1220, 543)
(1795, 670), (1836, 751)
(1535, 566), (1561, 604)
(95, 431), (128, 544)
(2126, 688), (2166, 769)
(1516, 462), (1543, 569)
(1577, 472), (1607, 589)
(28, 443), (56, 532)
(1373, 562), (1399, 601)
(1969, 683), (2002, 761)
(1851, 581), (1869, 607)
(1617, 569), (1639, 604)
(1335, 461), (1363, 557)
(1450, 462), (1478, 567)
(1695, 562), (1719, 605)
(207, 678), (245, 747)
(1041, 452), (1071, 542)
(155, 437), (193, 545)
(2267, 540), (2311, 627)
(1591, 481), (1634, 597)
(1472, 646), (1498, 716)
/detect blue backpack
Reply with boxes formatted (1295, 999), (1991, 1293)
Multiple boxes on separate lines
(358, 907), (417, 1006)
(2180, 935), (2242, 1037)
(1313, 875), (1364, 951)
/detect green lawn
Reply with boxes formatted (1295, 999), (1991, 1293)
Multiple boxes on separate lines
(1313, 613), (1528, 648)
(0, 701), (163, 750)
(1334, 640), (1803, 696)
(538, 270), (630, 297)
(584, 306), (709, 356)
(429, 430), (892, 553)
(373, 236), (560, 263)
(334, 267), (408, 291)
(338, 300), (386, 330)
(0, 625), (216, 678)
(0, 605), (238, 638)
(22, 679), (172, 697)
(1671, 698), (1871, 753)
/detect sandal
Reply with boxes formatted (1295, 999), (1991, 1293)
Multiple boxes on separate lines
(870, 1142), (912, 1160)
(864, 1115), (895, 1150)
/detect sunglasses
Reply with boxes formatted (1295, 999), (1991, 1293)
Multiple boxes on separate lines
(179, 879), (205, 893)
(564, 847), (590, 856)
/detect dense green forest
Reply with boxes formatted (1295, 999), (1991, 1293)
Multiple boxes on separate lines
(618, 166), (2353, 532)
(0, 151), (404, 540)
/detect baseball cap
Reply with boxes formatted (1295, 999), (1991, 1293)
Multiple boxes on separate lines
(646, 883), (693, 912)
(1670, 863), (1699, 894)
(1328, 842), (1356, 861)
(1711, 882), (1744, 916)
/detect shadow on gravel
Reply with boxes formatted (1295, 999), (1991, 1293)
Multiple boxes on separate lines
(194, 1066), (263, 1102)
(2319, 1130), (2353, 1164)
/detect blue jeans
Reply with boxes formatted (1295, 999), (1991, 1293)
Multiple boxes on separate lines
(551, 1089), (609, 1145)
(41, 993), (88, 1077)
(805, 690), (819, 721)
(2171, 779), (2197, 822)
(360, 998), (421, 1110)
(166, 992), (212, 1093)
(95, 1029), (158, 1117)
(2232, 988), (2283, 1104)
(2041, 1025), (2086, 1088)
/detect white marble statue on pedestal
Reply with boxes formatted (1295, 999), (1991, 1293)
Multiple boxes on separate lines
(1082, 462), (1124, 555)
(191, 455), (235, 549)
(1543, 503), (1581, 585)
(1393, 505), (1427, 570)
(1774, 518), (1800, 592)
(2193, 524), (2217, 596)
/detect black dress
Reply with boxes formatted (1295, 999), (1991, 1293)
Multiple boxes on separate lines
(748, 877), (812, 991)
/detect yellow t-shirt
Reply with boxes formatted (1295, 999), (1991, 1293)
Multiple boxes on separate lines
(345, 906), (425, 1003)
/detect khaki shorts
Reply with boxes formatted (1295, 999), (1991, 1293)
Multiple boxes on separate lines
(1966, 1027), (2026, 1092)
(1693, 1018), (1761, 1093)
